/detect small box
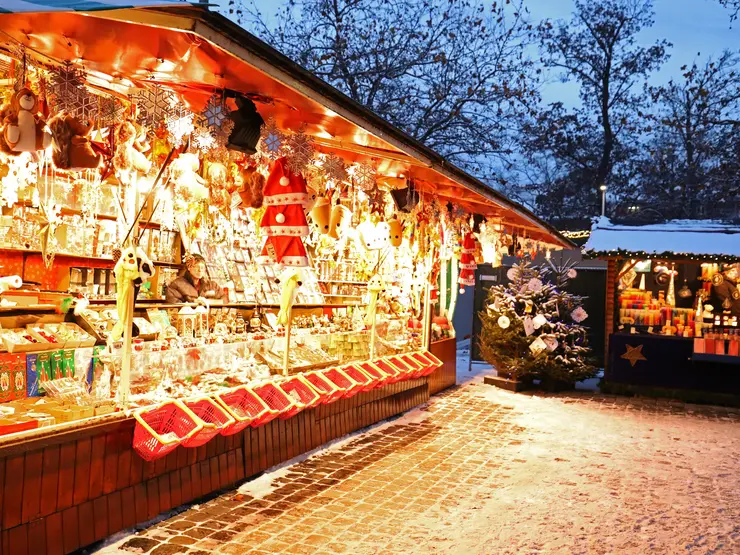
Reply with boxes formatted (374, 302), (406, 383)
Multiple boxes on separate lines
(26, 354), (40, 397)
(0, 353), (27, 402)
(693, 338), (705, 354)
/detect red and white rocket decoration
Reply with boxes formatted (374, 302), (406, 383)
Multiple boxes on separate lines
(259, 157), (310, 266)
(458, 232), (477, 288)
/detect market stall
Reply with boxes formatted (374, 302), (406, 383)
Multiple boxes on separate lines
(0, 2), (570, 553)
(584, 217), (740, 400)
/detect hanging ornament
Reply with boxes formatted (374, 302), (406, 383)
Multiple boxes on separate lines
(368, 187), (386, 215)
(526, 277), (543, 293)
(351, 162), (376, 191)
(321, 153), (347, 183)
(284, 128), (315, 175)
(201, 93), (227, 129)
(166, 113), (195, 147)
(678, 280), (692, 299)
(257, 116), (284, 160)
(497, 315), (510, 329)
(47, 63), (96, 119)
(133, 85), (187, 128)
(98, 96), (126, 128)
(571, 307), (588, 323)
(533, 313), (548, 329)
(193, 126), (217, 152)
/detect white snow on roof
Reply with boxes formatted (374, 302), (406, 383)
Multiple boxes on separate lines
(583, 217), (740, 258)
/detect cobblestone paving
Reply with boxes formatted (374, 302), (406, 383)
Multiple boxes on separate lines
(97, 378), (740, 555)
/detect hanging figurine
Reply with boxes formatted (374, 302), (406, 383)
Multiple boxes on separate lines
(275, 268), (302, 326)
(364, 274), (386, 326)
(0, 87), (53, 155)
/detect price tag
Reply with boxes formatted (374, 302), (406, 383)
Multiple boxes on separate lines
(630, 327), (637, 334)
(647, 327), (654, 334)
(618, 325), (624, 330)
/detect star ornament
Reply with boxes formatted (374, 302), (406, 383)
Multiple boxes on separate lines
(621, 344), (647, 367)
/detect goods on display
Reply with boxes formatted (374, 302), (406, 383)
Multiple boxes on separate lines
(0, 42), (552, 448)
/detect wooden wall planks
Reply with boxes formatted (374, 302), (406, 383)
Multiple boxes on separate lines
(428, 338), (457, 395)
(0, 343), (459, 555)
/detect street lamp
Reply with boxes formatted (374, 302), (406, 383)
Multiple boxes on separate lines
(599, 185), (607, 217)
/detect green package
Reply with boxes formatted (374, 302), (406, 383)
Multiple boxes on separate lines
(37, 352), (52, 391)
(50, 350), (65, 379)
(63, 350), (76, 378)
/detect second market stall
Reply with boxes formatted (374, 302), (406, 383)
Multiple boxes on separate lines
(584, 217), (740, 400)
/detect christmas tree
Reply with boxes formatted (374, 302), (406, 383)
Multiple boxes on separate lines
(479, 261), (595, 383)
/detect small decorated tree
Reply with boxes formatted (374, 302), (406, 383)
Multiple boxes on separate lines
(479, 261), (595, 384)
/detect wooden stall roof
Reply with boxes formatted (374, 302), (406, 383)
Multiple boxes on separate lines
(583, 217), (740, 263)
(0, 2), (572, 247)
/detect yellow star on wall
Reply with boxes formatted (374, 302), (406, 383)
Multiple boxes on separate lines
(621, 344), (647, 367)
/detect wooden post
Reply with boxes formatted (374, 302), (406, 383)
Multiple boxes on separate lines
(369, 313), (377, 360)
(604, 258), (617, 378)
(118, 184), (140, 409)
(282, 305), (293, 377)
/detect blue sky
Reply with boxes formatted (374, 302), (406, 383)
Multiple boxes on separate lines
(230, 0), (737, 109)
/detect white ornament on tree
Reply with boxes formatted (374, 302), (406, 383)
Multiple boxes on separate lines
(497, 315), (510, 329)
(533, 313), (548, 329)
(570, 307), (588, 323)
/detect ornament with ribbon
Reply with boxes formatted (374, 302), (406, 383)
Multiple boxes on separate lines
(31, 196), (61, 268)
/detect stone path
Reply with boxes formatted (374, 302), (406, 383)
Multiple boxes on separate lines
(92, 372), (740, 555)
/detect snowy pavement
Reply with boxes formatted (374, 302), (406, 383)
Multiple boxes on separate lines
(91, 351), (740, 555)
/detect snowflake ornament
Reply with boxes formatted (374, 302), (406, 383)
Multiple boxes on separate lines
(284, 128), (315, 175)
(201, 93), (227, 129)
(257, 117), (284, 160)
(48, 64), (96, 119)
(98, 96), (126, 127)
(193, 126), (217, 152)
(351, 162), (376, 191)
(321, 153), (347, 183)
(166, 113), (195, 147)
(134, 85), (187, 128)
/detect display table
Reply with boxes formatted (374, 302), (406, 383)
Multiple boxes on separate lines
(606, 332), (740, 395)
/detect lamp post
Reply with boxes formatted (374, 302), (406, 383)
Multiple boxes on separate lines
(599, 185), (607, 217)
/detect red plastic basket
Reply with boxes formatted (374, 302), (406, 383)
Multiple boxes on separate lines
(253, 382), (301, 421)
(418, 350), (444, 369)
(278, 375), (321, 410)
(322, 367), (363, 398)
(214, 386), (274, 434)
(304, 371), (344, 404)
(398, 354), (428, 378)
(133, 400), (203, 461)
(358, 361), (390, 388)
(388, 355), (419, 379)
(342, 364), (377, 392)
(181, 397), (236, 447)
(378, 356), (414, 381)
(413, 351), (443, 376)
(372, 358), (404, 383)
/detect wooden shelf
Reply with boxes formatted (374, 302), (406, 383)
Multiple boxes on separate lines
(0, 247), (178, 267)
